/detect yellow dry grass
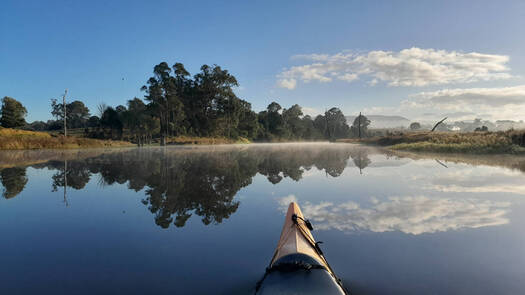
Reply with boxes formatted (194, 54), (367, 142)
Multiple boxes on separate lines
(338, 130), (525, 154)
(0, 128), (52, 138)
(0, 128), (133, 150)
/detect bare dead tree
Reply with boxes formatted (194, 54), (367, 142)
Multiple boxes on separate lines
(63, 89), (68, 137)
(431, 117), (447, 132)
(97, 103), (108, 118)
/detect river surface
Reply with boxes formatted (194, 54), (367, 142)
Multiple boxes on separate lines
(1, 143), (525, 294)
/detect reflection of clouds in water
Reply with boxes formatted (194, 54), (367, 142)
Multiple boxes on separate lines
(278, 195), (510, 235)
(278, 194), (298, 206)
(426, 168), (525, 195)
(435, 184), (525, 195)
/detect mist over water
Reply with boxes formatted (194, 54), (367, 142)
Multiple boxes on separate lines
(1, 143), (525, 294)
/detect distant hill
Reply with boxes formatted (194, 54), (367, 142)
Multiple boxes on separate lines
(345, 115), (411, 129)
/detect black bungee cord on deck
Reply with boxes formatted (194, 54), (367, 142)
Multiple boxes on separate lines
(292, 213), (314, 231)
(291, 215), (349, 294)
(254, 214), (350, 295)
(291, 214), (345, 288)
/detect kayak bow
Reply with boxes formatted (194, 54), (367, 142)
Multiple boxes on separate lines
(255, 202), (348, 294)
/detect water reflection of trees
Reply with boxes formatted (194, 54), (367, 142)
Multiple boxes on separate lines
(0, 167), (28, 199)
(351, 149), (371, 174)
(0, 145), (372, 228)
(50, 161), (92, 191)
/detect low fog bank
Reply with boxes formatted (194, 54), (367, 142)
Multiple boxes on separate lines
(347, 115), (525, 132)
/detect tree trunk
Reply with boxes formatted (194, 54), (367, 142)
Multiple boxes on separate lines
(431, 117), (448, 132)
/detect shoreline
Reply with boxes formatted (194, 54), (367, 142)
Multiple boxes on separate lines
(3, 127), (525, 156)
(337, 130), (525, 155)
(0, 128), (133, 150)
(0, 128), (331, 150)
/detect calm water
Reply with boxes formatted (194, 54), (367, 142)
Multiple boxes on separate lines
(1, 143), (525, 294)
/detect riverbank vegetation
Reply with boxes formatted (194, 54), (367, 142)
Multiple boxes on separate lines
(0, 127), (132, 150)
(340, 130), (525, 154)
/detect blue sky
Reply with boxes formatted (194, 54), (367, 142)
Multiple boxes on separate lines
(1, 0), (525, 122)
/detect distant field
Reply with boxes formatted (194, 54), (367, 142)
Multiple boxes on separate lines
(0, 128), (133, 150)
(339, 130), (525, 154)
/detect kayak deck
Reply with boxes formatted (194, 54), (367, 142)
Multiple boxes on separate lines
(256, 202), (347, 294)
(271, 202), (330, 271)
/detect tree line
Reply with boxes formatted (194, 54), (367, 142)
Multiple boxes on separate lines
(1, 62), (373, 143)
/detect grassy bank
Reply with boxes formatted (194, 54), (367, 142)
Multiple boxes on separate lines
(339, 130), (525, 154)
(0, 128), (133, 150)
(0, 128), (252, 150)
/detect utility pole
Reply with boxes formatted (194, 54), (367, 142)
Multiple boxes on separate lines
(63, 89), (68, 137)
(358, 112), (361, 139)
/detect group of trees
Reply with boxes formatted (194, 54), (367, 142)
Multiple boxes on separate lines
(257, 103), (354, 141)
(134, 62), (356, 143)
(0, 97), (27, 128)
(50, 99), (91, 129)
(1, 62), (365, 143)
(349, 113), (371, 138)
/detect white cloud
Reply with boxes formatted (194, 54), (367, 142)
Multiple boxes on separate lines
(362, 85), (525, 121)
(277, 196), (510, 235)
(406, 85), (525, 107)
(402, 85), (525, 121)
(277, 78), (297, 90)
(338, 73), (358, 82)
(277, 47), (512, 89)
